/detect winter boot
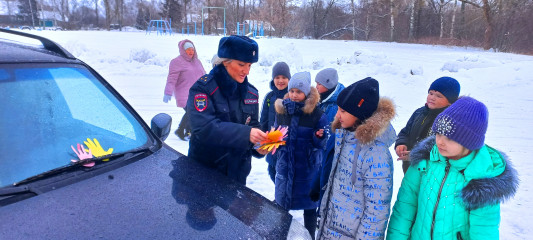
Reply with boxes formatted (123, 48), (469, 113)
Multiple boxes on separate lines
(303, 209), (317, 240)
(175, 127), (186, 141)
(176, 110), (189, 141)
(184, 127), (191, 141)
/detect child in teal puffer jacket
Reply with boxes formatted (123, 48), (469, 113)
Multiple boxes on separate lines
(386, 96), (519, 240)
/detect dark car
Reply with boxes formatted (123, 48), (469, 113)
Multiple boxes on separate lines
(0, 29), (310, 239)
(18, 25), (34, 30)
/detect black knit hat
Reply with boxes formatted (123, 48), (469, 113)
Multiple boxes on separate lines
(429, 76), (461, 103)
(272, 62), (291, 80)
(337, 77), (379, 122)
(217, 35), (258, 63)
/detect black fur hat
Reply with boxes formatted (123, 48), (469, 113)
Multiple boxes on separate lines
(217, 35), (258, 63)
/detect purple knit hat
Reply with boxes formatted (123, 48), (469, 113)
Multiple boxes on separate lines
(431, 96), (488, 150)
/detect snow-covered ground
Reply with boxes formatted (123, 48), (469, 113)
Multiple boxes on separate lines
(12, 30), (533, 239)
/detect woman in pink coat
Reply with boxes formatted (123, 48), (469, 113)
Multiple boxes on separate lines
(163, 39), (206, 140)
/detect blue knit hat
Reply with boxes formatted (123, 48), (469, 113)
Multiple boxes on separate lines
(217, 35), (258, 63)
(429, 77), (461, 103)
(315, 68), (338, 90)
(432, 96), (488, 150)
(272, 62), (291, 80)
(183, 42), (194, 50)
(288, 72), (311, 96)
(336, 77), (379, 122)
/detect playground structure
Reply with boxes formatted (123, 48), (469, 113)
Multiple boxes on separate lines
(145, 12), (271, 38)
(181, 22), (198, 35)
(236, 20), (267, 38)
(146, 19), (173, 35)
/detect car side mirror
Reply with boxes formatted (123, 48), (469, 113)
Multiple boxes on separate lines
(151, 113), (172, 141)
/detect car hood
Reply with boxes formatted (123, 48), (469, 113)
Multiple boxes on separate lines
(0, 145), (293, 239)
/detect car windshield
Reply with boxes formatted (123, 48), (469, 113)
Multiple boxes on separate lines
(0, 63), (149, 187)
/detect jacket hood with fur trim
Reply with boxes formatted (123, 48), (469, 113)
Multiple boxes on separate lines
(274, 86), (320, 115)
(410, 135), (519, 210)
(332, 97), (396, 145)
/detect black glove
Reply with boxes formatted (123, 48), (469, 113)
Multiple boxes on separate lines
(309, 176), (321, 202)
(175, 127), (186, 140)
(309, 187), (320, 202)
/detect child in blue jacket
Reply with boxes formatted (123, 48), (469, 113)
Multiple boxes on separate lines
(309, 68), (345, 211)
(273, 71), (328, 239)
(260, 62), (291, 182)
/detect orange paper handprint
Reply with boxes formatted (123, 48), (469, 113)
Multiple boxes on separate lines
(256, 126), (288, 154)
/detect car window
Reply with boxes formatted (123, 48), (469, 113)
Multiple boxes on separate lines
(0, 63), (149, 187)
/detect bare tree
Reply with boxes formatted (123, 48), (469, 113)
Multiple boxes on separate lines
(350, 0), (356, 39)
(310, 0), (337, 39)
(277, 0), (290, 36)
(4, 0), (17, 15)
(408, 0), (423, 40)
(256, 0), (291, 36)
(49, 0), (72, 27)
(94, 0), (99, 27)
(426, 0), (452, 38)
(390, 0), (395, 41)
(17, 0), (39, 26)
(235, 0), (241, 22)
(242, 0), (247, 23)
(183, 0), (190, 27)
(458, 0), (494, 49)
(103, 0), (111, 29)
(114, 0), (123, 28)
(361, 0), (372, 40)
(450, 0), (457, 38)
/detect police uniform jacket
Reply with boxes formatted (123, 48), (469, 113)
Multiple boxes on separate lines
(186, 64), (261, 185)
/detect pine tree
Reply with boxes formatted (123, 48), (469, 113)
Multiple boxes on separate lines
(17, 0), (39, 27)
(136, 6), (146, 29)
(160, 0), (182, 30)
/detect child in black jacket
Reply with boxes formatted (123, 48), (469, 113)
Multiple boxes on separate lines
(259, 62), (291, 182)
(395, 76), (460, 174)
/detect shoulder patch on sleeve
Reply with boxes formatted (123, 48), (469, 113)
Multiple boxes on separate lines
(194, 93), (208, 112)
(197, 74), (213, 85)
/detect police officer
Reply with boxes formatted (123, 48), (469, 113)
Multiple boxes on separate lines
(186, 35), (268, 185)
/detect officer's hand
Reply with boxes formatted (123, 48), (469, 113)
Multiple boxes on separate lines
(256, 148), (269, 155)
(250, 128), (267, 144)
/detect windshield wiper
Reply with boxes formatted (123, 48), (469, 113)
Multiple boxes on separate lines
(0, 185), (39, 197)
(13, 147), (152, 186)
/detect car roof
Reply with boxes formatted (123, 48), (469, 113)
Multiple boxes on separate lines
(0, 28), (79, 64)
